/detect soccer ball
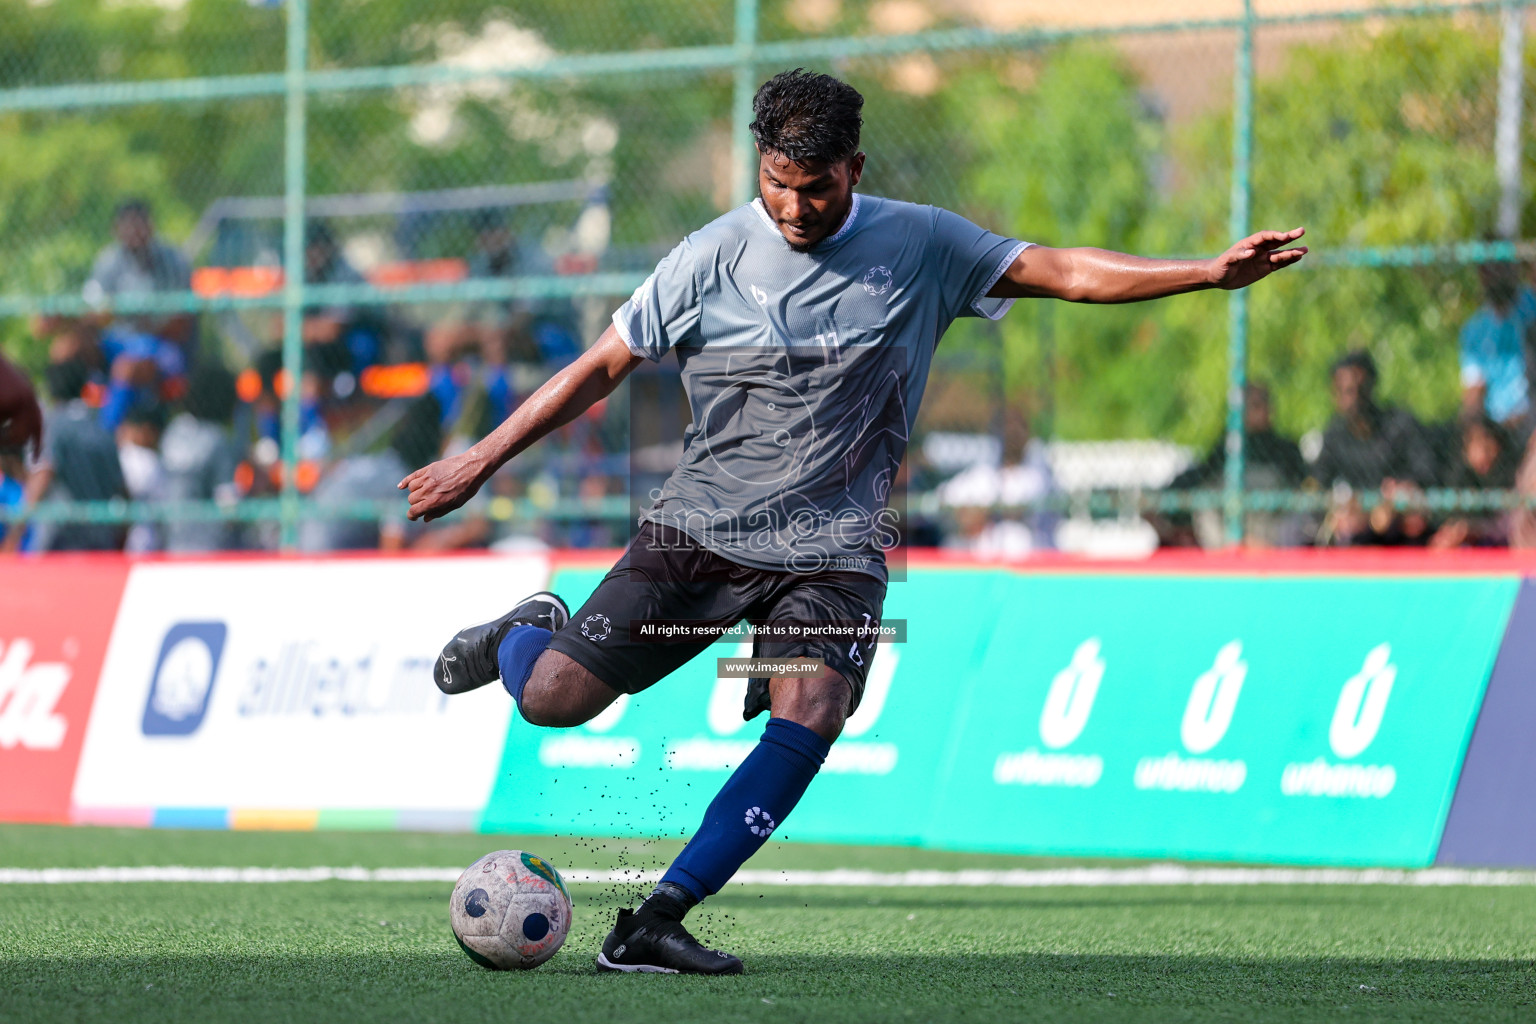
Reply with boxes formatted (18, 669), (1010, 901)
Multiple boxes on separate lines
(449, 850), (573, 970)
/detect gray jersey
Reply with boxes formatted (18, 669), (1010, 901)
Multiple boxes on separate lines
(614, 194), (1028, 580)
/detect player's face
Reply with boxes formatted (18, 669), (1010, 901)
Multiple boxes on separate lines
(757, 148), (865, 252)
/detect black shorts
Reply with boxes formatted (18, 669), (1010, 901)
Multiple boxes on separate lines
(546, 521), (887, 722)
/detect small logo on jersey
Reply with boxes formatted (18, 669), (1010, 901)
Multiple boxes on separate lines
(744, 805), (776, 837)
(862, 266), (892, 297)
(750, 284), (769, 306)
(581, 614), (612, 642)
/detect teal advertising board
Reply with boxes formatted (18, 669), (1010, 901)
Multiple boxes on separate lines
(481, 568), (1517, 867)
(931, 575), (1516, 866)
(481, 567), (1004, 845)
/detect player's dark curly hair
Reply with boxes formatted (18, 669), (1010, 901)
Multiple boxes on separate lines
(749, 68), (864, 164)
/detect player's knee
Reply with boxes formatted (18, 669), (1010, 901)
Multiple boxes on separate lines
(518, 684), (580, 728)
(518, 654), (614, 729)
(769, 676), (851, 744)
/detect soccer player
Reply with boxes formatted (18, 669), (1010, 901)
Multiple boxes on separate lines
(400, 69), (1306, 975)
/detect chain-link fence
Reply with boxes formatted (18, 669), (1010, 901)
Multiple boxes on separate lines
(2, 0), (1533, 556)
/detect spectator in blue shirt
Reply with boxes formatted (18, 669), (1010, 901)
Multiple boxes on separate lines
(1460, 262), (1536, 432)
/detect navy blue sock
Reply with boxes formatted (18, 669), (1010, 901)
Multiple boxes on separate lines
(661, 717), (831, 901)
(497, 624), (552, 712)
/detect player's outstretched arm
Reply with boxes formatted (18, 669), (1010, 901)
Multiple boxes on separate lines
(398, 325), (644, 522)
(989, 227), (1307, 304)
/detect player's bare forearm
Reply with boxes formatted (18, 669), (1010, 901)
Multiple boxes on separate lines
(989, 228), (1307, 304)
(468, 325), (641, 474)
(398, 325), (643, 522)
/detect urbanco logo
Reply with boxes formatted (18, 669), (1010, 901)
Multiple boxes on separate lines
(1039, 638), (1104, 749)
(993, 639), (1105, 789)
(1330, 643), (1395, 759)
(0, 638), (71, 751)
(141, 622), (227, 737)
(670, 640), (900, 774)
(538, 689), (639, 769)
(1181, 641), (1246, 755)
(1281, 644), (1399, 799)
(1134, 641), (1248, 794)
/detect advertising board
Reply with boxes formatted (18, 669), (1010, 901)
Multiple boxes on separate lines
(1437, 579), (1536, 866)
(485, 566), (1515, 867)
(482, 566), (1002, 845)
(921, 574), (1516, 865)
(70, 556), (548, 825)
(0, 559), (129, 823)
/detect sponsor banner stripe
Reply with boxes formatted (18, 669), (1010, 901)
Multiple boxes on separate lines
(229, 809), (321, 831)
(314, 809), (399, 831)
(3, 865), (1536, 886)
(70, 806), (154, 828)
(150, 808), (229, 830)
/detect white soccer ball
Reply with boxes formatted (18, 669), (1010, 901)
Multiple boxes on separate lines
(449, 850), (572, 970)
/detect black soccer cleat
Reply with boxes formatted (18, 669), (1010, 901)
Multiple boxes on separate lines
(434, 591), (570, 695)
(595, 908), (744, 975)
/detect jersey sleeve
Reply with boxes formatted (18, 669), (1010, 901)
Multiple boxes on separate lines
(930, 207), (1031, 322)
(612, 238), (703, 361)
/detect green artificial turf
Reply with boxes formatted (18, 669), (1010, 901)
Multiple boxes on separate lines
(1, 825), (1533, 1023)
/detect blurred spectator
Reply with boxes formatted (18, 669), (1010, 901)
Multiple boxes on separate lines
(1161, 382), (1307, 547)
(161, 365), (244, 553)
(1312, 350), (1437, 491)
(1170, 384), (1306, 490)
(938, 408), (1058, 557)
(1431, 414), (1519, 548)
(1460, 261), (1536, 435)
(0, 353), (44, 458)
(0, 450), (28, 553)
(116, 402), (167, 553)
(83, 199), (196, 430)
(297, 395), (441, 552)
(425, 212), (527, 436)
(25, 359), (126, 551)
(300, 222), (384, 378)
(1444, 413), (1520, 491)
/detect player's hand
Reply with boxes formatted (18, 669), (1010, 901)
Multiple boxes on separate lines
(1209, 227), (1307, 290)
(398, 450), (488, 523)
(0, 356), (43, 460)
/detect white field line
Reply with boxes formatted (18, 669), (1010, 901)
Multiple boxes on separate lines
(1, 865), (1535, 886)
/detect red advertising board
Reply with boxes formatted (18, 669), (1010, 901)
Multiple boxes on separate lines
(0, 557), (129, 823)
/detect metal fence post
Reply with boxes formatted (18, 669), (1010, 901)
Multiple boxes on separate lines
(1497, 2), (1525, 239)
(1222, 0), (1255, 547)
(280, 0), (309, 551)
(731, 0), (760, 207)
